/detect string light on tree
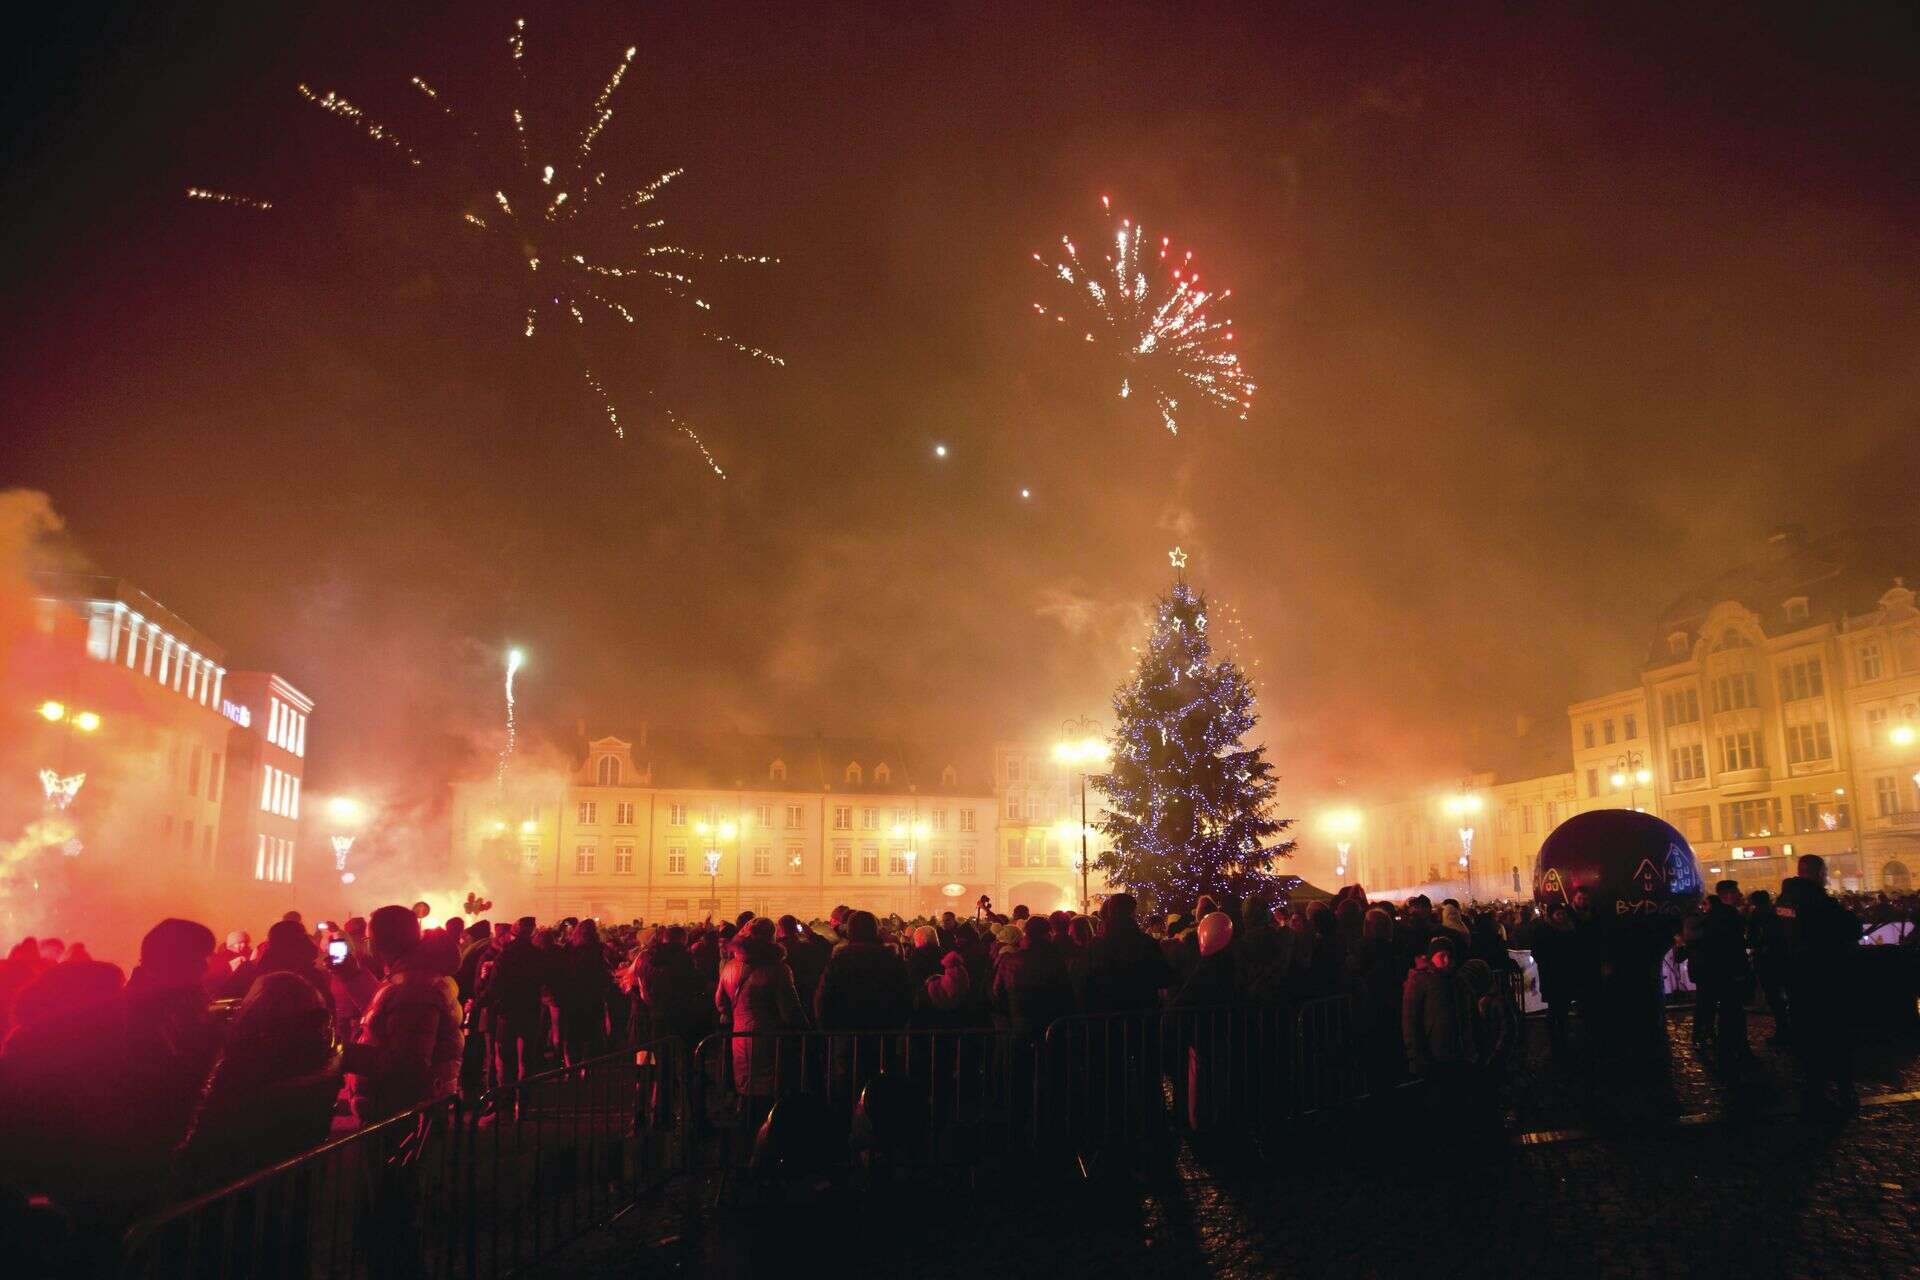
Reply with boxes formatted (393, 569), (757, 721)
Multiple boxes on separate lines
(1033, 197), (1255, 436)
(1092, 549), (1292, 914)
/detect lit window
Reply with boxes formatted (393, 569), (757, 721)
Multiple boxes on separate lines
(614, 846), (634, 874)
(575, 845), (596, 874)
(787, 846), (804, 875)
(577, 801), (598, 824)
(860, 846), (878, 875)
(832, 805), (852, 830)
(785, 804), (804, 828)
(753, 846), (771, 876)
(861, 807), (878, 830)
(669, 803), (687, 827)
(1006, 794), (1021, 819)
(616, 802), (635, 825)
(959, 809), (976, 832)
(833, 844), (851, 875)
(667, 846), (687, 874)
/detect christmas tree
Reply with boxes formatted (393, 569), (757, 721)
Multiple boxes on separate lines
(1092, 549), (1292, 915)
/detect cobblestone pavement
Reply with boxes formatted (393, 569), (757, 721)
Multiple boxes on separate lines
(531, 1010), (1920, 1280)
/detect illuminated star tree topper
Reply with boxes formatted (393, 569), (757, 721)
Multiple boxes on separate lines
(1092, 555), (1291, 915)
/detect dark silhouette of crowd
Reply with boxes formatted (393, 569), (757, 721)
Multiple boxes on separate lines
(1, 856), (1911, 1273)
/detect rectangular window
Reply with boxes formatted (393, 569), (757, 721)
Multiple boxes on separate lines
(861, 807), (879, 830)
(891, 808), (908, 830)
(1603, 719), (1616, 745)
(187, 746), (202, 797)
(1008, 839), (1023, 867)
(1044, 838), (1061, 866)
(833, 844), (851, 875)
(930, 809), (947, 832)
(1662, 688), (1702, 727)
(522, 846), (540, 874)
(959, 847), (976, 874)
(1671, 806), (1713, 844)
(1522, 806), (1535, 834)
(261, 765), (274, 813)
(575, 845), (596, 874)
(959, 809), (976, 832)
(1784, 720), (1833, 765)
(181, 818), (194, 851)
(931, 848), (948, 875)
(1859, 641), (1885, 681)
(1005, 794), (1021, 819)
(1876, 776), (1899, 817)
(753, 846), (771, 875)
(616, 802), (635, 825)
(254, 833), (267, 880)
(1712, 672), (1759, 713)
(1777, 657), (1825, 702)
(1720, 798), (1781, 840)
(888, 848), (906, 875)
(578, 802), (598, 825)
(833, 805), (852, 831)
(1791, 794), (1849, 834)
(1582, 723), (1595, 749)
(669, 803), (688, 827)
(667, 846), (687, 874)
(614, 845), (634, 874)
(861, 846), (879, 875)
(1624, 714), (1638, 739)
(1586, 768), (1600, 797)
(289, 776), (299, 821)
(1669, 743), (1707, 783)
(1006, 758), (1022, 782)
(1867, 707), (1889, 741)
(1719, 731), (1763, 772)
(755, 804), (774, 829)
(786, 804), (804, 828)
(787, 845), (805, 875)
(208, 754), (221, 803)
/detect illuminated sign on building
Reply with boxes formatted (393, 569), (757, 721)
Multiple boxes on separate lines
(221, 700), (253, 728)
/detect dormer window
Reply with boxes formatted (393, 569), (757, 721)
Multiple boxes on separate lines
(1668, 632), (1690, 659)
(596, 756), (621, 787)
(941, 765), (958, 787)
(845, 762), (863, 785)
(873, 763), (892, 784)
(1714, 627), (1752, 652)
(769, 759), (787, 783)
(1783, 596), (1809, 624)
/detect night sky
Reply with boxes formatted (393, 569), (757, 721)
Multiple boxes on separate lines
(5, 0), (1918, 811)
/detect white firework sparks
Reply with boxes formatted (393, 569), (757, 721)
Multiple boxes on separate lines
(196, 18), (779, 472)
(1034, 196), (1255, 435)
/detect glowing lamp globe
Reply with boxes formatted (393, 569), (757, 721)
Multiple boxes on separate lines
(1534, 808), (1704, 918)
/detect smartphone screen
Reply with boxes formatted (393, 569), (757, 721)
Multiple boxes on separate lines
(328, 940), (351, 962)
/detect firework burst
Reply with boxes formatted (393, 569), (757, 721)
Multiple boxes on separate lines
(1033, 196), (1254, 435)
(196, 18), (779, 473)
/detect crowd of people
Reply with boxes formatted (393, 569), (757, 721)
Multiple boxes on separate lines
(1, 852), (1912, 1266)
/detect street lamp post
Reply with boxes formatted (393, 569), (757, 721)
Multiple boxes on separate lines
(36, 701), (101, 816)
(1322, 809), (1362, 882)
(1610, 751), (1653, 812)
(696, 818), (736, 917)
(1053, 716), (1111, 915)
(1445, 784), (1483, 892)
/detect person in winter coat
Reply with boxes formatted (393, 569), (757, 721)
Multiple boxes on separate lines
(343, 906), (463, 1124)
(1084, 893), (1173, 1014)
(990, 916), (1078, 1044)
(713, 920), (806, 1098)
(328, 947), (381, 1045)
(1401, 937), (1476, 1086)
(1170, 912), (1236, 1130)
(251, 919), (336, 1016)
(555, 919), (620, 1065)
(775, 915), (830, 1010)
(1234, 897), (1290, 1005)
(815, 911), (914, 1030)
(174, 972), (342, 1192)
(1171, 911), (1236, 1007)
(1746, 889), (1791, 1041)
(1782, 856), (1863, 1115)
(1529, 905), (1582, 1061)
(906, 926), (946, 989)
(479, 917), (552, 1090)
(1355, 908), (1406, 1090)
(1692, 880), (1754, 1071)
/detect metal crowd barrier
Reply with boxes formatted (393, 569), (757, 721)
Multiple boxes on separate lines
(688, 1026), (1031, 1183)
(117, 1039), (685, 1280)
(117, 997), (1377, 1271)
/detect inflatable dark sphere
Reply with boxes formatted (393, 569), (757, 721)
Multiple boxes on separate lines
(1534, 808), (1704, 917)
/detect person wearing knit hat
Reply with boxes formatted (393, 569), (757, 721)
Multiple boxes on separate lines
(922, 951), (972, 1013)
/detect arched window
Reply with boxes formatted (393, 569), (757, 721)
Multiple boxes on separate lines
(769, 759), (787, 782)
(874, 763), (892, 784)
(596, 756), (620, 787)
(1885, 860), (1913, 893)
(941, 765), (958, 787)
(845, 762), (862, 785)
(1714, 627), (1752, 651)
(1668, 631), (1690, 658)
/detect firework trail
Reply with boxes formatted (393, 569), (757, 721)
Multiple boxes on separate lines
(498, 648), (522, 786)
(194, 17), (780, 473)
(1033, 196), (1255, 435)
